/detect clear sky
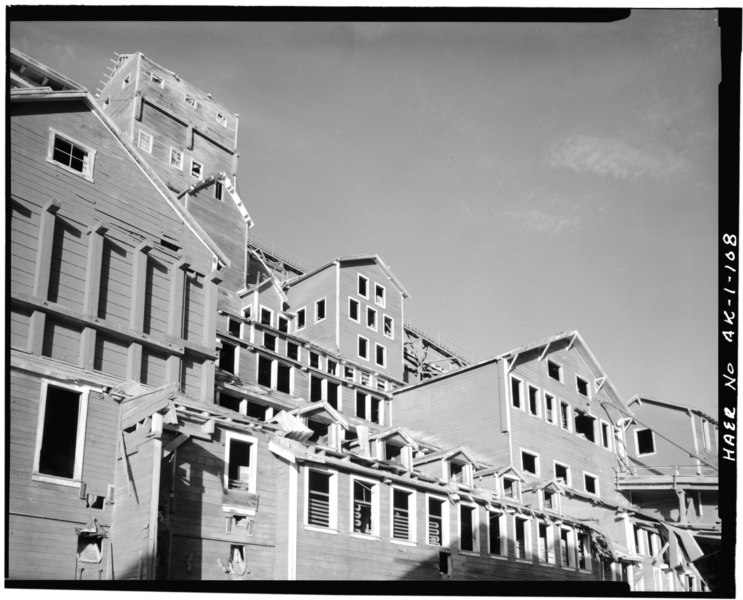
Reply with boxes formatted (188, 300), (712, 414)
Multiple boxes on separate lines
(10, 10), (721, 416)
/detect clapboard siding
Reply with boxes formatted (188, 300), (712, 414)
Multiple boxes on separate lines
(98, 237), (132, 325)
(42, 319), (82, 363)
(143, 256), (170, 337)
(286, 266), (337, 351)
(48, 217), (87, 307)
(181, 357), (203, 399)
(10, 308), (32, 350)
(141, 348), (168, 387)
(9, 198), (39, 296)
(93, 334), (129, 378)
(183, 273), (204, 342)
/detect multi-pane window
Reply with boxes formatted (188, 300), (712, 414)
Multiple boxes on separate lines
(349, 298), (360, 322)
(34, 382), (88, 482)
(459, 504), (478, 552)
(170, 147), (183, 170)
(49, 132), (95, 180)
(307, 469), (334, 529)
(511, 376), (523, 409)
(427, 497), (447, 546)
(352, 479), (377, 535)
(391, 488), (415, 542)
(309, 352), (320, 369)
(263, 332), (276, 352)
(137, 130), (153, 153)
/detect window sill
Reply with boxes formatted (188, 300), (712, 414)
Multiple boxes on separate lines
(304, 525), (338, 535)
(538, 561), (557, 567)
(47, 158), (95, 183)
(487, 553), (509, 560)
(32, 473), (81, 487)
(458, 550), (480, 557)
(391, 539), (417, 547)
(350, 532), (380, 541)
(515, 557), (533, 564)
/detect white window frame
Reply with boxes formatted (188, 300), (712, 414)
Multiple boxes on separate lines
(374, 283), (386, 308)
(510, 375), (524, 410)
(541, 488), (560, 513)
(348, 297), (360, 323)
(527, 384), (541, 418)
(501, 476), (520, 500)
(366, 306), (378, 331)
(487, 508), (507, 557)
(223, 431), (258, 494)
(259, 305), (274, 328)
(521, 448), (540, 476)
(304, 466), (338, 533)
(553, 460), (572, 487)
(216, 112), (228, 127)
(358, 335), (369, 361)
(701, 418), (712, 451)
(286, 341), (300, 362)
(578, 530), (592, 571)
(458, 502), (479, 554)
(169, 147), (183, 170)
(190, 159), (203, 179)
(446, 459), (473, 487)
(47, 128), (96, 182)
(150, 72), (164, 87)
(32, 380), (89, 487)
(350, 476), (380, 538)
(315, 298), (327, 323)
(514, 515), (532, 561)
(358, 274), (369, 298)
(559, 400), (572, 431)
(295, 307), (306, 331)
(137, 129), (153, 153)
(600, 419), (613, 450)
(184, 93), (198, 108)
(375, 343), (387, 368)
(547, 359), (563, 382)
(583, 471), (600, 496)
(390, 486), (417, 544)
(634, 428), (657, 456)
(214, 181), (224, 201)
(544, 392), (557, 425)
(537, 520), (556, 564)
(576, 375), (591, 398)
(426, 494), (450, 548)
(559, 526), (576, 569)
(383, 315), (394, 339)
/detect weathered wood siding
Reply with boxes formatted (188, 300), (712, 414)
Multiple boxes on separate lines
(286, 265), (337, 352)
(98, 236), (131, 326)
(9, 197), (39, 297)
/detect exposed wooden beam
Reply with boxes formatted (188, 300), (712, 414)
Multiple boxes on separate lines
(538, 341), (552, 362)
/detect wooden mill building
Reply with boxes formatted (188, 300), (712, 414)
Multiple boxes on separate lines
(6, 49), (719, 590)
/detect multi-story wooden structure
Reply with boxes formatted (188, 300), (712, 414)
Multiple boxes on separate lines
(7, 49), (719, 590)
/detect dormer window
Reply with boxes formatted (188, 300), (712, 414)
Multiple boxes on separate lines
(502, 476), (520, 500)
(543, 489), (558, 511)
(446, 459), (472, 486)
(384, 442), (402, 463)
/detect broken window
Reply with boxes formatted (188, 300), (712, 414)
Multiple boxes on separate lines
(219, 342), (237, 374)
(122, 74), (131, 88)
(226, 437), (254, 491)
(227, 317), (241, 337)
(578, 532), (591, 570)
(544, 489), (556, 510)
(246, 401), (268, 421)
(428, 497), (446, 546)
(560, 401), (571, 430)
(449, 460), (465, 482)
(190, 160), (203, 179)
(584, 473), (598, 496)
(358, 336), (369, 360)
(326, 382), (339, 410)
(216, 112), (228, 127)
(554, 462), (570, 486)
(287, 342), (299, 361)
(307, 469), (333, 528)
(260, 307), (273, 327)
(36, 383), (85, 480)
(310, 376), (323, 402)
(276, 362), (292, 394)
(344, 365), (355, 381)
(528, 385), (540, 417)
(315, 299), (326, 322)
(544, 393), (555, 424)
(366, 306), (377, 330)
(392, 489), (414, 541)
(307, 419), (330, 444)
(77, 536), (102, 564)
(459, 504), (477, 552)
(488, 511), (505, 556)
(521, 450), (539, 475)
(348, 298), (359, 322)
(219, 391), (243, 413)
(385, 442), (402, 463)
(358, 274), (369, 298)
(263, 332), (276, 352)
(548, 360), (562, 381)
(511, 376), (523, 409)
(635, 428), (655, 455)
(296, 308), (306, 330)
(150, 71), (164, 86)
(257, 355), (272, 387)
(184, 93), (197, 107)
(375, 284), (386, 307)
(49, 131), (95, 179)
(370, 397), (382, 425)
(502, 477), (518, 499)
(375, 343), (386, 368)
(326, 360), (337, 376)
(383, 315), (394, 339)
(352, 479), (376, 535)
(560, 527), (575, 567)
(277, 315), (288, 333)
(576, 376), (589, 397)
(515, 517), (529, 559)
(574, 412), (596, 442)
(309, 352), (320, 369)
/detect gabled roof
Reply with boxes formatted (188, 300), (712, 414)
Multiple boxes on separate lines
(290, 402), (350, 429)
(628, 395), (717, 424)
(413, 446), (482, 468)
(368, 426), (420, 451)
(10, 48), (85, 91)
(284, 254), (410, 299)
(9, 48), (231, 270)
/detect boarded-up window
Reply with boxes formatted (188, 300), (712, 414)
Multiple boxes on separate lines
(141, 348), (167, 387)
(489, 512), (504, 555)
(428, 498), (445, 546)
(183, 273), (204, 342)
(353, 480), (375, 535)
(392, 489), (412, 540)
(42, 319), (81, 363)
(38, 385), (81, 479)
(307, 470), (331, 528)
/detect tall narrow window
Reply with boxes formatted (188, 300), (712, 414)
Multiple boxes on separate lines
(352, 479), (376, 535)
(296, 308), (306, 330)
(225, 435), (256, 492)
(515, 517), (530, 560)
(584, 473), (599, 496)
(392, 489), (414, 542)
(459, 504), (477, 552)
(214, 181), (224, 200)
(701, 419), (712, 451)
(544, 393), (556, 424)
(349, 298), (360, 322)
(277, 315), (289, 333)
(287, 342), (299, 361)
(488, 511), (505, 556)
(375, 344), (386, 368)
(578, 532), (591, 570)
(191, 160), (203, 179)
(511, 376), (523, 409)
(600, 421), (612, 449)
(260, 307), (272, 326)
(370, 397), (382, 425)
(358, 335), (369, 360)
(366, 306), (377, 330)
(150, 72), (164, 87)
(35, 383), (87, 481)
(427, 497), (446, 546)
(537, 522), (551, 562)
(358, 274), (369, 298)
(355, 392), (367, 419)
(528, 385), (540, 416)
(560, 528), (575, 567)
(307, 470), (333, 528)
(315, 299), (326, 322)
(383, 315), (394, 339)
(375, 284), (386, 307)
(560, 401), (571, 430)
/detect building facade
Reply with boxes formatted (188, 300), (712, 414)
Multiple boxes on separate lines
(7, 49), (719, 590)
